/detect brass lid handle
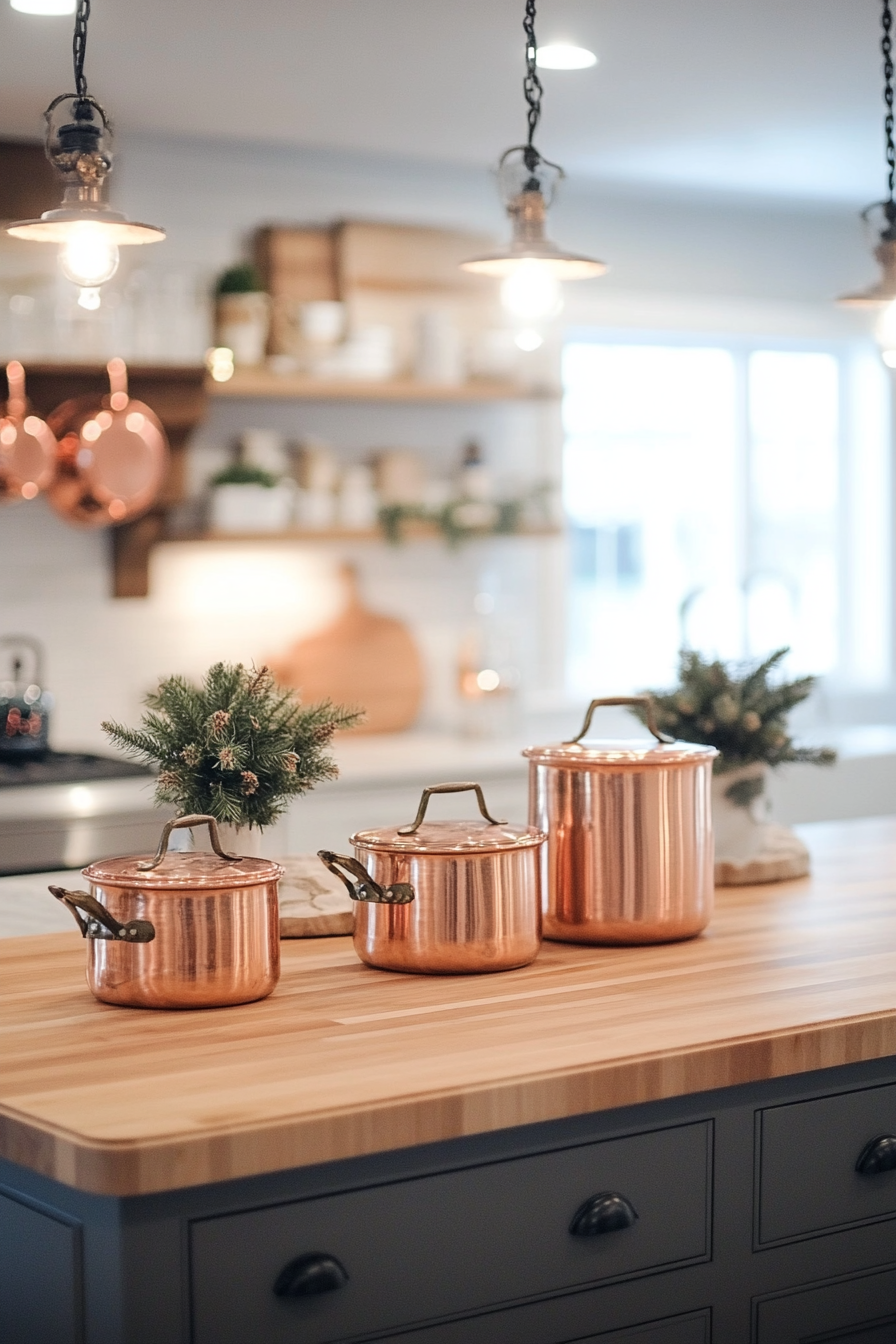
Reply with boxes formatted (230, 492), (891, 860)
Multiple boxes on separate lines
(564, 696), (673, 747)
(397, 782), (506, 836)
(137, 814), (240, 872)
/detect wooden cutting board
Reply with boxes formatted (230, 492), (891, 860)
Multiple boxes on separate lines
(269, 565), (424, 734)
(277, 854), (354, 937)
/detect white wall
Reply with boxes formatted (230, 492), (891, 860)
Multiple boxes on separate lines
(0, 133), (885, 750)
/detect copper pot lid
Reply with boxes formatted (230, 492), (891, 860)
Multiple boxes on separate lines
(83, 814), (283, 889)
(523, 697), (718, 769)
(351, 782), (546, 855)
(46, 357), (169, 528)
(0, 362), (57, 503)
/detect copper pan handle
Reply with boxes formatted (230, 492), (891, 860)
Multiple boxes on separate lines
(397, 782), (506, 836)
(137, 814), (240, 872)
(317, 851), (414, 905)
(5, 360), (26, 417)
(49, 886), (155, 942)
(107, 356), (129, 404)
(564, 697), (673, 747)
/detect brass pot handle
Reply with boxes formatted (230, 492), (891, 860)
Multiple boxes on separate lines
(397, 782), (506, 836)
(137, 813), (240, 872)
(564, 697), (673, 746)
(49, 886), (156, 942)
(317, 851), (415, 905)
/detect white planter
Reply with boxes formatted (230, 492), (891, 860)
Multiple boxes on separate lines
(209, 483), (295, 533)
(216, 292), (270, 366)
(215, 823), (263, 858)
(712, 761), (810, 886)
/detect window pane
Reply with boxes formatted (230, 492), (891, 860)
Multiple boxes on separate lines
(747, 351), (839, 675)
(563, 344), (738, 695)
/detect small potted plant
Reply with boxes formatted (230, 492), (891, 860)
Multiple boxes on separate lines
(215, 264), (270, 366)
(208, 461), (295, 533)
(102, 662), (362, 853)
(632, 648), (836, 885)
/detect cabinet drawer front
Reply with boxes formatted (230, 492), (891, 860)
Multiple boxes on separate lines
(573, 1310), (710, 1343)
(758, 1083), (896, 1244)
(754, 1265), (896, 1342)
(191, 1122), (710, 1344)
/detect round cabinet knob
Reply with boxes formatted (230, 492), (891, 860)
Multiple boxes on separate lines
(569, 1191), (639, 1237)
(273, 1253), (349, 1298)
(855, 1134), (896, 1176)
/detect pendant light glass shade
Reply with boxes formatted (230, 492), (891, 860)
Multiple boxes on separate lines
(4, 4), (164, 286)
(837, 205), (896, 305)
(461, 1), (605, 288)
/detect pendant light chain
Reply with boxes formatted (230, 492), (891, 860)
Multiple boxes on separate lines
(73, 0), (91, 106)
(883, 0), (895, 204)
(522, 0), (543, 168)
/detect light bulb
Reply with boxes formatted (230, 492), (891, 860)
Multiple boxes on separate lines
(58, 226), (119, 287)
(77, 287), (102, 311)
(500, 261), (563, 320)
(535, 44), (598, 70)
(10, 0), (75, 12)
(514, 328), (544, 352)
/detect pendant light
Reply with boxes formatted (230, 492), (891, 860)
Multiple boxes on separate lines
(460, 0), (605, 323)
(5, 0), (164, 304)
(838, 0), (896, 362)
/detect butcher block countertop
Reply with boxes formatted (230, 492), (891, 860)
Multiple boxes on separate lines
(1, 816), (894, 1199)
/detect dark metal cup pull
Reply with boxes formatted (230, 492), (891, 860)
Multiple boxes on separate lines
(569, 1191), (639, 1237)
(317, 851), (415, 905)
(49, 886), (156, 943)
(856, 1134), (896, 1175)
(273, 1252), (349, 1297)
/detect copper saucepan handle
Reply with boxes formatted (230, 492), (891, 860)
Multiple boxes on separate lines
(397, 782), (506, 836)
(317, 851), (415, 905)
(137, 814), (240, 872)
(49, 886), (156, 942)
(564, 697), (674, 747)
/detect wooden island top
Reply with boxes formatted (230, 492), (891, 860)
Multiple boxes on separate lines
(1, 816), (894, 1198)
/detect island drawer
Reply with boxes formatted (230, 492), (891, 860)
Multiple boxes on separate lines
(190, 1121), (711, 1344)
(757, 1082), (896, 1245)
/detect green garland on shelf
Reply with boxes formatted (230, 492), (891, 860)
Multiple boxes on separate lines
(102, 663), (362, 830)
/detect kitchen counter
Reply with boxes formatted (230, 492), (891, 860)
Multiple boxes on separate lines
(2, 816), (894, 1199)
(3, 816), (896, 1344)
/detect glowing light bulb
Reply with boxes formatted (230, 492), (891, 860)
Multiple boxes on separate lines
(59, 226), (119, 287)
(535, 44), (598, 70)
(77, 287), (101, 310)
(514, 328), (544, 352)
(500, 261), (563, 320)
(10, 0), (76, 12)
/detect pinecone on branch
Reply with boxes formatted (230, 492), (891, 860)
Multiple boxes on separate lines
(102, 663), (363, 829)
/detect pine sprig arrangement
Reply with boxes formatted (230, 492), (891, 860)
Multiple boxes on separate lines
(102, 663), (363, 829)
(632, 648), (836, 777)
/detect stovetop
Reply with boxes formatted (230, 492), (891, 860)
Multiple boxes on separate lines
(0, 751), (153, 789)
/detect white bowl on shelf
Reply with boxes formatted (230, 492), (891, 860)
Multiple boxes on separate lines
(208, 483), (295, 533)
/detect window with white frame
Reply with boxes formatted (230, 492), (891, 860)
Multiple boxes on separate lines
(563, 336), (893, 703)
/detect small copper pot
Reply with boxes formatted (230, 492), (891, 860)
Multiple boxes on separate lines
(0, 361), (57, 503)
(320, 781), (545, 975)
(50, 814), (282, 1009)
(525, 697), (717, 946)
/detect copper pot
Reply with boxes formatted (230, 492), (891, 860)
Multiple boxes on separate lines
(320, 781), (545, 974)
(0, 361), (57, 503)
(46, 357), (168, 527)
(50, 814), (282, 1009)
(524, 697), (717, 945)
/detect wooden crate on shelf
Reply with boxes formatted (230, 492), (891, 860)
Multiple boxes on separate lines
(255, 220), (501, 368)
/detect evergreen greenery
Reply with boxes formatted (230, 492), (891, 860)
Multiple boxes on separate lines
(102, 663), (362, 829)
(210, 462), (279, 488)
(631, 647), (836, 777)
(215, 264), (264, 295)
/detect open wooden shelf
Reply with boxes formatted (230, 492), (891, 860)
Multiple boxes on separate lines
(166, 523), (562, 544)
(207, 369), (558, 402)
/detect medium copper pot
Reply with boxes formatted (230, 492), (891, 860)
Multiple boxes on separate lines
(50, 814), (282, 1009)
(524, 697), (717, 945)
(320, 781), (545, 974)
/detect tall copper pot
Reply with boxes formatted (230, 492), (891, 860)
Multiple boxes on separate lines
(320, 782), (545, 974)
(525, 698), (717, 945)
(51, 814), (282, 1009)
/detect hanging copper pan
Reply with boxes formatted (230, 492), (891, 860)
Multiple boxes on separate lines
(0, 362), (57, 504)
(46, 357), (169, 527)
